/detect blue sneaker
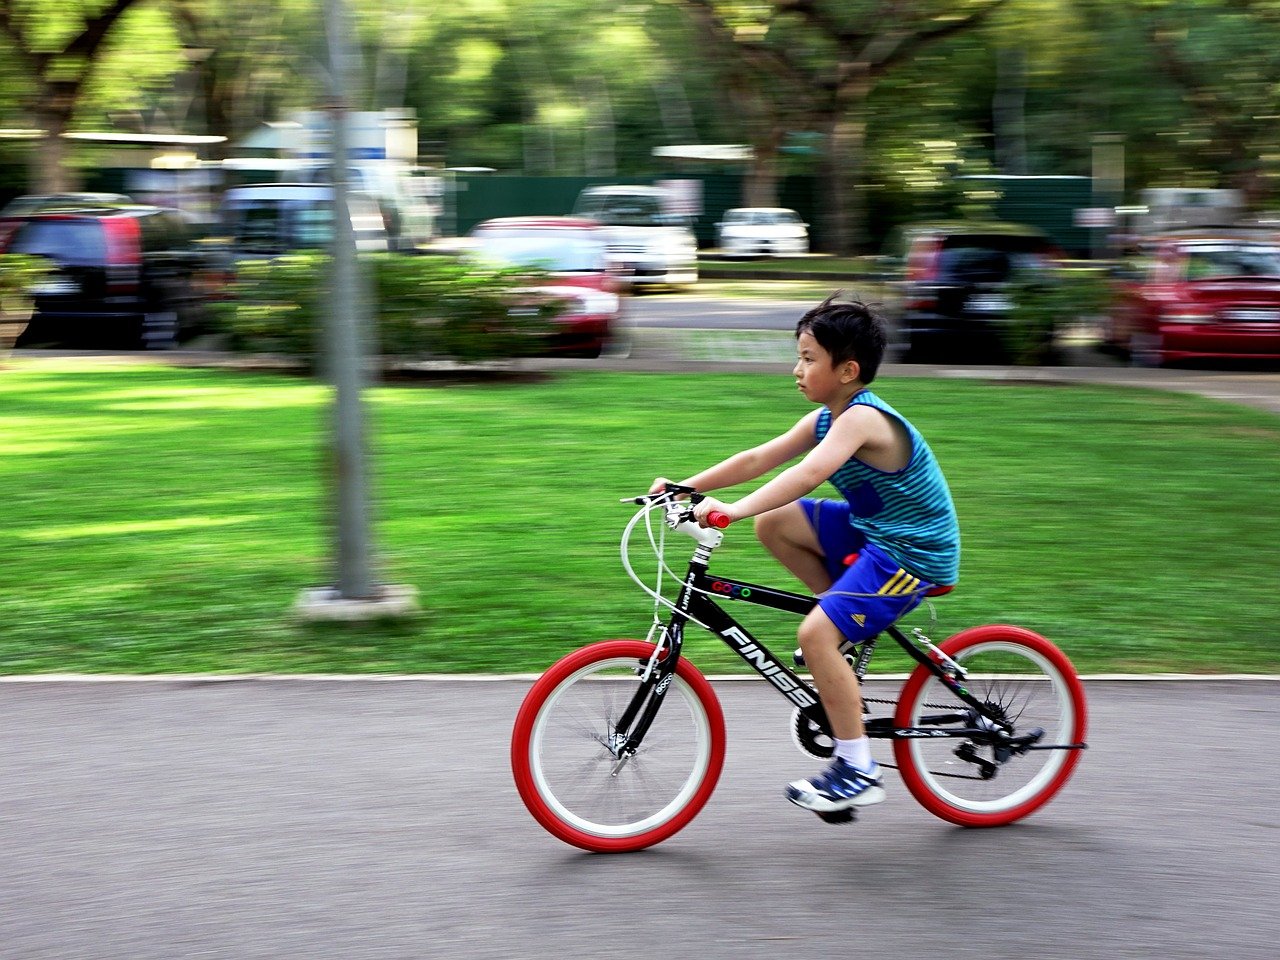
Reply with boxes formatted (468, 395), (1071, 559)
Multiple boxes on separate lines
(786, 757), (885, 813)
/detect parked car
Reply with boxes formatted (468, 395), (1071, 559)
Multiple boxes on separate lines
(1106, 230), (1280, 366)
(2, 202), (211, 348)
(896, 222), (1055, 361)
(572, 185), (698, 289)
(716, 207), (809, 257)
(0, 193), (134, 248)
(218, 183), (390, 257)
(468, 216), (621, 357)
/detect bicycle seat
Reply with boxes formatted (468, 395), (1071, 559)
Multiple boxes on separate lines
(841, 553), (954, 597)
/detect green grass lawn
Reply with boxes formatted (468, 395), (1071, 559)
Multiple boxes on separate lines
(2, 358), (1278, 675)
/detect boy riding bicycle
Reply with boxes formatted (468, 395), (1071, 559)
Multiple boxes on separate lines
(650, 293), (959, 817)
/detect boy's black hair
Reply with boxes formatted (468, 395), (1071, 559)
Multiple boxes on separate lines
(795, 291), (887, 384)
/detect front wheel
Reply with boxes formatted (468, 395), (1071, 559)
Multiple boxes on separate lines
(893, 625), (1087, 827)
(511, 640), (726, 853)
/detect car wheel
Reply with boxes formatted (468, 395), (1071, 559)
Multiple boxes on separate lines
(1128, 331), (1164, 368)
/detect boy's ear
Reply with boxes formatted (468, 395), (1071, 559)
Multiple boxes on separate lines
(840, 359), (862, 384)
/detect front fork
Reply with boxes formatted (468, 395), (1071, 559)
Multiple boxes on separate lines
(610, 616), (687, 771)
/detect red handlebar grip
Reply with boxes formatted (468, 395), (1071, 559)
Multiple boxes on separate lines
(707, 511), (732, 528)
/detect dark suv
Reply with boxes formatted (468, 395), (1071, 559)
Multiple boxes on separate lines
(2, 202), (209, 349)
(897, 222), (1054, 361)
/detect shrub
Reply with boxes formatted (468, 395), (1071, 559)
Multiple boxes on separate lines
(0, 254), (49, 354)
(1003, 265), (1112, 365)
(0, 253), (48, 320)
(212, 253), (562, 368)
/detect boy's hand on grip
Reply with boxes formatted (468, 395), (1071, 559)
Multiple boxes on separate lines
(692, 496), (736, 528)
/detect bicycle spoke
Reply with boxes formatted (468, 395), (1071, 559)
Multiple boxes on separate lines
(895, 634), (1084, 823)
(526, 656), (714, 837)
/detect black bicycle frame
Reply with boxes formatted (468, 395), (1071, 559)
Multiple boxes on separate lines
(614, 549), (1032, 760)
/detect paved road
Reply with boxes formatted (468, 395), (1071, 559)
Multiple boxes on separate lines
(2, 678), (1276, 960)
(13, 294), (1280, 415)
(610, 295), (1280, 416)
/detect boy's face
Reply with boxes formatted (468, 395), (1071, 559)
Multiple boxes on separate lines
(794, 331), (860, 404)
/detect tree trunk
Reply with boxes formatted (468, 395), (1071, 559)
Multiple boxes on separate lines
(31, 101), (75, 194)
(198, 64), (233, 161)
(823, 94), (870, 255)
(742, 127), (783, 207)
(993, 46), (1028, 175)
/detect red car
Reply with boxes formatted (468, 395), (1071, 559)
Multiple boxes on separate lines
(1108, 231), (1280, 366)
(468, 216), (622, 358)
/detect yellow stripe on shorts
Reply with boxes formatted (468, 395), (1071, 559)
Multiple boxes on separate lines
(878, 569), (910, 595)
(878, 569), (922, 596)
(894, 574), (920, 595)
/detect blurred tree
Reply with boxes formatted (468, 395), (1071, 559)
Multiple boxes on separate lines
(0, 0), (146, 191)
(676, 0), (1010, 252)
(381, 0), (707, 175)
(1127, 0), (1280, 204)
(168, 0), (321, 156)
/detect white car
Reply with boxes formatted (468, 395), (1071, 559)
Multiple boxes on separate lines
(716, 207), (809, 257)
(219, 183), (390, 256)
(573, 186), (698, 288)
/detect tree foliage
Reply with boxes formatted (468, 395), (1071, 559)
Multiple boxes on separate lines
(0, 0), (150, 191)
(4, 0), (1280, 243)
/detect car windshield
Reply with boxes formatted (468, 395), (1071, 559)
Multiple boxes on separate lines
(576, 194), (666, 227)
(936, 242), (1046, 284)
(742, 210), (800, 225)
(8, 219), (106, 265)
(1182, 244), (1280, 279)
(472, 229), (606, 271)
(229, 199), (334, 251)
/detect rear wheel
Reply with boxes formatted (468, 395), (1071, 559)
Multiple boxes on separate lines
(893, 625), (1087, 827)
(511, 640), (726, 853)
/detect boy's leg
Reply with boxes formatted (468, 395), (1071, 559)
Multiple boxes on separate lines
(796, 605), (864, 740)
(754, 501), (834, 595)
(786, 545), (934, 813)
(786, 605), (885, 813)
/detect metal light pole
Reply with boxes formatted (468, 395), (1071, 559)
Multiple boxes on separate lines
(295, 0), (417, 620)
(324, 0), (372, 599)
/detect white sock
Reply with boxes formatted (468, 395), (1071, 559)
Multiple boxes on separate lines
(834, 736), (874, 771)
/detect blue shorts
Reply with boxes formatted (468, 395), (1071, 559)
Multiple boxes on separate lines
(801, 498), (936, 645)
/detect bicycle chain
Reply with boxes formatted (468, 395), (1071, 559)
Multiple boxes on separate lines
(863, 695), (956, 710)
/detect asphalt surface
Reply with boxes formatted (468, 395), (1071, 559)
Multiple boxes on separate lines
(2, 677), (1277, 960)
(6, 296), (1278, 958)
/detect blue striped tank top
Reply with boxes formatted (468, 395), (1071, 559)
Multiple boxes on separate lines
(816, 390), (960, 584)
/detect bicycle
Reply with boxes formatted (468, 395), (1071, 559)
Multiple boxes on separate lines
(510, 485), (1088, 853)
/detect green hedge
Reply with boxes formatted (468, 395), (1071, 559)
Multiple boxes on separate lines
(1003, 266), (1113, 365)
(212, 253), (563, 366)
(0, 253), (48, 319)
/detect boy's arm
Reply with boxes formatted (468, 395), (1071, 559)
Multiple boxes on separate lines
(692, 406), (875, 523)
(651, 411), (819, 495)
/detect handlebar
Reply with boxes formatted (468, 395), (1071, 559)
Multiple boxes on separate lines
(623, 485), (733, 529)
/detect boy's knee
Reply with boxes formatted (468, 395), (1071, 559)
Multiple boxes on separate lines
(753, 510), (774, 545)
(797, 612), (842, 654)
(754, 505), (791, 546)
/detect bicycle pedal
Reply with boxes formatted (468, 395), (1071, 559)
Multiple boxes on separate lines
(816, 809), (857, 825)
